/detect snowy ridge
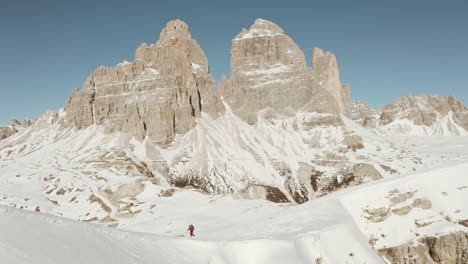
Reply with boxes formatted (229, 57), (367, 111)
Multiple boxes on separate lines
(377, 112), (468, 136)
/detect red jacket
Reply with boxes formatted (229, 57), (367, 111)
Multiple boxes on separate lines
(188, 226), (194, 232)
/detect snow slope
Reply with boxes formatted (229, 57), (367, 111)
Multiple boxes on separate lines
(0, 193), (384, 264)
(341, 162), (468, 248)
(1, 156), (467, 263)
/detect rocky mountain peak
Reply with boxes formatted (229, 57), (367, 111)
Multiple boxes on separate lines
(63, 19), (224, 145)
(222, 19), (348, 124)
(157, 19), (192, 44)
(312, 48), (337, 73)
(235, 18), (284, 40)
(312, 47), (350, 116)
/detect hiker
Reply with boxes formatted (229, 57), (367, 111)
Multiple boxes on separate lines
(187, 224), (195, 237)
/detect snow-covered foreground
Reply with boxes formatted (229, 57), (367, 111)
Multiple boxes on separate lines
(0, 191), (382, 264)
(1, 113), (468, 263)
(1, 159), (468, 263)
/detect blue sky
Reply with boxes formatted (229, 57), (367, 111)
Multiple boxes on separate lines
(1, 0), (467, 125)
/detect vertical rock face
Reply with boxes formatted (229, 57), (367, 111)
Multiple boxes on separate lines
(312, 48), (351, 116)
(220, 18), (345, 125)
(64, 19), (225, 145)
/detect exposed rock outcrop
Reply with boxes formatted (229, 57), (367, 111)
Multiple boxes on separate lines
(0, 127), (16, 141)
(350, 101), (379, 127)
(220, 18), (348, 125)
(242, 185), (290, 203)
(0, 118), (31, 141)
(22, 119), (32, 128)
(64, 19), (225, 145)
(379, 231), (468, 264)
(320, 163), (383, 194)
(312, 47), (351, 116)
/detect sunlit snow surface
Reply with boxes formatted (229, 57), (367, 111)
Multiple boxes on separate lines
(0, 113), (467, 263)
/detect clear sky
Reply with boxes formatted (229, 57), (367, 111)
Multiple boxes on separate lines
(1, 0), (467, 125)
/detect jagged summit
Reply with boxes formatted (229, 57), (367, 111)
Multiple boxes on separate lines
(234, 18), (284, 40)
(222, 18), (350, 124)
(158, 19), (192, 44)
(64, 19), (224, 145)
(312, 47), (350, 115)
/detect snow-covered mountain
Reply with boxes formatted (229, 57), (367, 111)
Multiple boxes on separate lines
(1, 18), (467, 263)
(351, 96), (468, 136)
(2, 18), (405, 204)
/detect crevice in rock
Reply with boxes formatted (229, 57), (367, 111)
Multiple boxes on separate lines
(172, 112), (176, 134)
(142, 122), (147, 134)
(197, 89), (202, 113)
(136, 106), (146, 136)
(189, 95), (195, 117)
(90, 77), (97, 125)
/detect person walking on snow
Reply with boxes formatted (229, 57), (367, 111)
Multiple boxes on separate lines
(187, 224), (195, 237)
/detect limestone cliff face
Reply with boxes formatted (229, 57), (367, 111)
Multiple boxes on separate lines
(379, 231), (468, 264)
(220, 19), (346, 125)
(64, 20), (225, 145)
(312, 48), (351, 116)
